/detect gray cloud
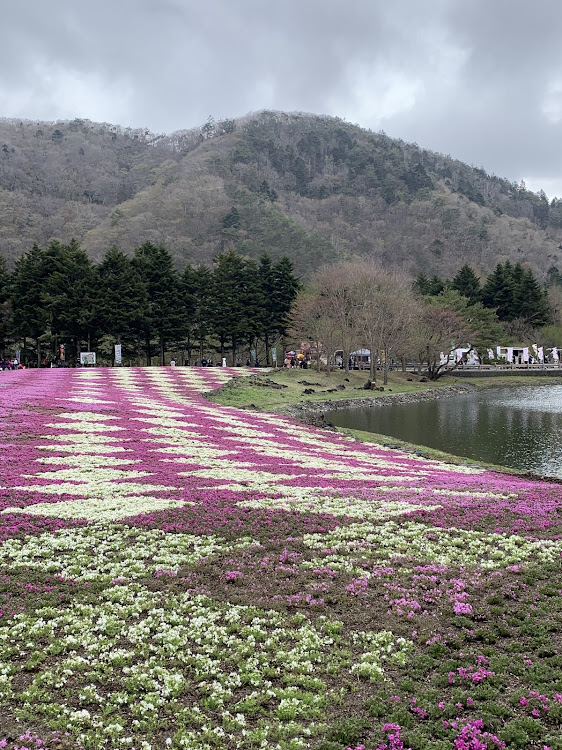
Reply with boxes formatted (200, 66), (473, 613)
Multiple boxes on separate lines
(2, 0), (562, 194)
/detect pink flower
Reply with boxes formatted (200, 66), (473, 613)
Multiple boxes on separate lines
(223, 570), (244, 582)
(454, 601), (473, 615)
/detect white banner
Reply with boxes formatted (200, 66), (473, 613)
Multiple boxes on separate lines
(507, 347), (513, 363)
(488, 349), (494, 360)
(114, 344), (122, 364)
(552, 347), (559, 361)
(522, 347), (529, 363)
(538, 347), (544, 362)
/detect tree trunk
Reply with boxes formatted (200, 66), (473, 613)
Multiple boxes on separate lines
(160, 337), (165, 366)
(265, 333), (270, 366)
(383, 351), (389, 386)
(370, 349), (377, 383)
(36, 337), (41, 368)
(145, 334), (152, 366)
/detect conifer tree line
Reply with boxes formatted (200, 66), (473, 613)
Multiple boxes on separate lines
(0, 241), (300, 367)
(414, 262), (550, 326)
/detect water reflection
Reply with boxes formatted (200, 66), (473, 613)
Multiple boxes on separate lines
(325, 386), (562, 478)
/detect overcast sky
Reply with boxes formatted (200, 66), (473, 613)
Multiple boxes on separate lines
(3, 0), (562, 196)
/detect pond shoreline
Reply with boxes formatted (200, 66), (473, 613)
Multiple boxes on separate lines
(279, 382), (477, 427)
(209, 374), (562, 482)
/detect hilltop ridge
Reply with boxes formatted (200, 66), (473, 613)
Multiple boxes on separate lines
(1, 111), (561, 277)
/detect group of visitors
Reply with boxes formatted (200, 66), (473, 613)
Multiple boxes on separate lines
(186, 358), (263, 367)
(0, 358), (23, 370)
(283, 356), (309, 369)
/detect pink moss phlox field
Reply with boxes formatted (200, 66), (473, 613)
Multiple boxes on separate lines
(2, 367), (562, 748)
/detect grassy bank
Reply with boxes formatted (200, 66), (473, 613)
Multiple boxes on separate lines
(208, 368), (562, 413)
(207, 368), (452, 411)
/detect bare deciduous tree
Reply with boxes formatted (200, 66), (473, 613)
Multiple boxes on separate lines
(349, 261), (419, 383)
(414, 302), (474, 379)
(309, 264), (361, 374)
(288, 292), (339, 371)
(290, 260), (420, 380)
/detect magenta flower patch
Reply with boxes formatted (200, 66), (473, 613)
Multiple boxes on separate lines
(1, 367), (562, 747)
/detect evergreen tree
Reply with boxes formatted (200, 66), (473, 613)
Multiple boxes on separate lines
(132, 242), (185, 365)
(242, 257), (264, 360)
(180, 264), (198, 364)
(430, 275), (446, 296)
(481, 262), (514, 320)
(255, 254), (276, 365)
(41, 239), (96, 357)
(0, 256), (12, 358)
(271, 255), (300, 344)
(451, 264), (481, 304)
(547, 265), (562, 287)
(211, 250), (253, 365)
(413, 272), (430, 296)
(40, 240), (68, 344)
(10, 244), (49, 365)
(96, 246), (149, 358)
(517, 267), (550, 325)
(222, 207), (241, 230)
(481, 261), (549, 324)
(402, 163), (433, 194)
(414, 272), (446, 297)
(509, 262), (526, 321)
(190, 265), (214, 361)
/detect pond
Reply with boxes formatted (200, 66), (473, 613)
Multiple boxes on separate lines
(325, 385), (562, 478)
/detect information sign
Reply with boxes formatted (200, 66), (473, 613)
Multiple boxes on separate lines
(80, 352), (96, 366)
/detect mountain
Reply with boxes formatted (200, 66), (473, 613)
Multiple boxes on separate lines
(1, 111), (562, 278)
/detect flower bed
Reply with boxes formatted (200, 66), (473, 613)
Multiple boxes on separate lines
(0, 367), (561, 749)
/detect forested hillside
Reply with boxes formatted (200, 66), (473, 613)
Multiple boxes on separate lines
(1, 111), (562, 278)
